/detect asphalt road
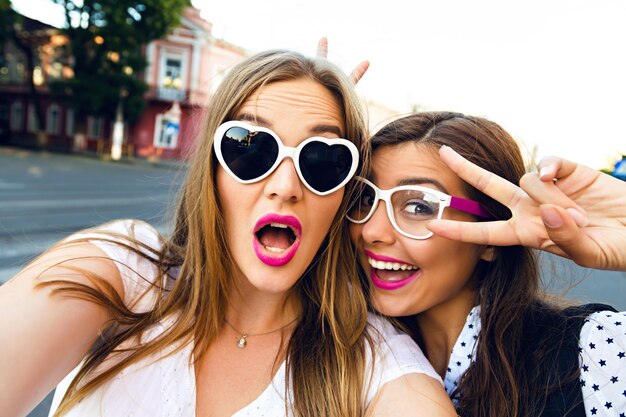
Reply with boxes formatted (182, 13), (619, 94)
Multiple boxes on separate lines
(0, 147), (183, 285)
(1, 146), (624, 416)
(0, 146), (183, 417)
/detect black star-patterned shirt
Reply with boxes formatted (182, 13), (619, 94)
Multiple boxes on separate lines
(445, 307), (626, 416)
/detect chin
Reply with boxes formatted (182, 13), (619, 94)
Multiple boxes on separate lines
(372, 297), (418, 318)
(247, 271), (300, 295)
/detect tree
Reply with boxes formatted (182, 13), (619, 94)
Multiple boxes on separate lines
(0, 0), (48, 146)
(49, 0), (189, 143)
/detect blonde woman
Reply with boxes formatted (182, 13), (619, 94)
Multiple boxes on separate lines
(0, 51), (454, 417)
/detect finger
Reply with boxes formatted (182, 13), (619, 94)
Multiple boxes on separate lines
(349, 60), (370, 84)
(426, 218), (519, 246)
(316, 37), (328, 58)
(537, 156), (578, 182)
(520, 173), (587, 225)
(439, 145), (524, 208)
(540, 204), (599, 267)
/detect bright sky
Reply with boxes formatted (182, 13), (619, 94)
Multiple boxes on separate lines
(12, 0), (626, 168)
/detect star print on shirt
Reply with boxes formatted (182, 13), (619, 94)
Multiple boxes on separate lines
(579, 310), (626, 416)
(444, 308), (626, 415)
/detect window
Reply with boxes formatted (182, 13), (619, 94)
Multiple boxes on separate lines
(66, 108), (74, 136)
(163, 58), (183, 89)
(27, 104), (39, 133)
(87, 116), (105, 138)
(10, 102), (23, 131)
(158, 50), (187, 101)
(46, 104), (61, 135)
(153, 114), (179, 149)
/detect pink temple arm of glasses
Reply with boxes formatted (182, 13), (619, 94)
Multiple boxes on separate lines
(449, 196), (492, 219)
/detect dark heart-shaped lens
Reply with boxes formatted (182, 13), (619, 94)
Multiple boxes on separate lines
(220, 126), (279, 181)
(299, 141), (354, 193)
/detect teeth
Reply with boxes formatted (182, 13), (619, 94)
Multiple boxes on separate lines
(368, 257), (417, 271)
(270, 222), (289, 229)
(265, 246), (284, 253)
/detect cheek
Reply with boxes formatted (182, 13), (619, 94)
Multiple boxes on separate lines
(313, 191), (343, 222)
(349, 223), (362, 245)
(427, 241), (485, 283)
(216, 169), (251, 233)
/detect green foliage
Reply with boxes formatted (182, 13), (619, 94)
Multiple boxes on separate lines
(49, 0), (188, 123)
(0, 0), (20, 48)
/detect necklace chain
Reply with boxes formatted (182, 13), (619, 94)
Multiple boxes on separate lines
(224, 317), (298, 349)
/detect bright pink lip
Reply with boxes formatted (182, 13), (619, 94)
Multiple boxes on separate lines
(364, 249), (420, 291)
(364, 249), (409, 264)
(253, 213), (302, 267)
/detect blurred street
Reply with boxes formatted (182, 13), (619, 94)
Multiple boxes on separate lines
(0, 146), (184, 417)
(0, 146), (183, 285)
(0, 146), (624, 417)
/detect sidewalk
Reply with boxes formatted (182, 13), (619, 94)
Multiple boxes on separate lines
(0, 145), (188, 171)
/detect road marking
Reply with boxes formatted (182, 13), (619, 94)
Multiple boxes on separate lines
(0, 195), (169, 209)
(0, 179), (25, 190)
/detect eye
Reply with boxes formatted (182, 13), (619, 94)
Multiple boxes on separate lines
(360, 192), (376, 208)
(401, 199), (435, 217)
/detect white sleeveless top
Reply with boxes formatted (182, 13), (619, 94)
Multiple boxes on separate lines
(49, 220), (440, 417)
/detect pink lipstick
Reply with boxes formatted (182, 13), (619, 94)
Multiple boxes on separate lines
(253, 214), (302, 267)
(364, 250), (420, 290)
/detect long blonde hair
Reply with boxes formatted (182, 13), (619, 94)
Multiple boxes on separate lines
(48, 50), (372, 416)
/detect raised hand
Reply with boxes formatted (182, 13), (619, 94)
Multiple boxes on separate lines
(526, 156), (626, 270)
(316, 37), (369, 85)
(427, 146), (626, 271)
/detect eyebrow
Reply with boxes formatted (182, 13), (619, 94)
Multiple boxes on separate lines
(237, 113), (270, 126)
(396, 177), (450, 194)
(236, 112), (344, 138)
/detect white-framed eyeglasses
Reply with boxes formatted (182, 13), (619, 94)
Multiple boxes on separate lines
(347, 177), (492, 240)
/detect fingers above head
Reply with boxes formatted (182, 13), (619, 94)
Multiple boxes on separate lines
(438, 145), (523, 207)
(315, 37), (369, 85)
(316, 37), (328, 58)
(349, 60), (370, 84)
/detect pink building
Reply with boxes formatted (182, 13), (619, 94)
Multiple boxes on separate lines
(0, 7), (248, 160)
(132, 7), (247, 160)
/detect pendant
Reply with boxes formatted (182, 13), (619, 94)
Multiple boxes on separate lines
(236, 335), (248, 349)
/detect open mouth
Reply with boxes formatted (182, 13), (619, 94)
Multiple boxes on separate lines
(253, 215), (302, 267)
(256, 222), (297, 253)
(365, 250), (420, 290)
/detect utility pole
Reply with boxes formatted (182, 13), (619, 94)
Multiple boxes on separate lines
(110, 89), (127, 160)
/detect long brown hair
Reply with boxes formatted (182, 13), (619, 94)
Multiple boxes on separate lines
(48, 50), (372, 416)
(369, 111), (575, 416)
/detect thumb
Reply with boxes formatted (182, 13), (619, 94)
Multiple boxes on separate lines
(540, 204), (596, 267)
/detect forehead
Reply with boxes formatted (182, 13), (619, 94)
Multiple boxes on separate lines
(371, 142), (465, 194)
(236, 78), (345, 136)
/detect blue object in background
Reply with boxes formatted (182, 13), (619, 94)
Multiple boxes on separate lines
(613, 155), (626, 180)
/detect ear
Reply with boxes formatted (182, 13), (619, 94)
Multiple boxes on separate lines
(479, 245), (496, 262)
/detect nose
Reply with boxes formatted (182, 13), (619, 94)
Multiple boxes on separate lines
(360, 201), (395, 245)
(263, 157), (304, 202)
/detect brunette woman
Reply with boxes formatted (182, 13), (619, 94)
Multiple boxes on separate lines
(349, 111), (625, 416)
